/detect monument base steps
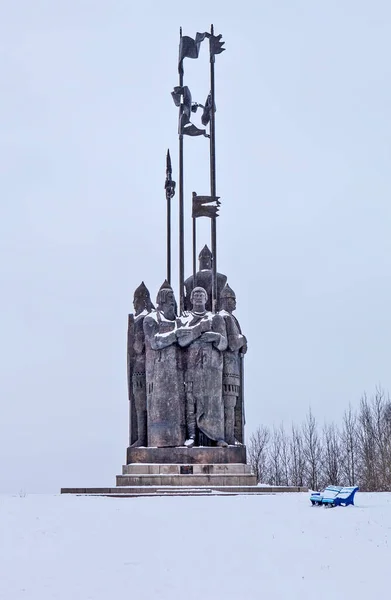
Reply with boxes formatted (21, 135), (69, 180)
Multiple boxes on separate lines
(122, 462), (252, 474)
(61, 447), (308, 496)
(61, 462), (307, 495)
(117, 461), (256, 486)
(61, 485), (308, 497)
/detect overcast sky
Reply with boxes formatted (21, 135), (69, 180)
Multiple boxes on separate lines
(1, 0), (391, 493)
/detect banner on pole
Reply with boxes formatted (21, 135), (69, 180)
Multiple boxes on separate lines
(178, 32), (208, 75)
(192, 192), (221, 219)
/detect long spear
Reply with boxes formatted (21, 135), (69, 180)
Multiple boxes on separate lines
(209, 24), (218, 311)
(178, 28), (185, 313)
(192, 192), (197, 289)
(164, 149), (176, 284)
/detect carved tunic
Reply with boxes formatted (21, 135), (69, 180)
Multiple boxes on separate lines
(127, 314), (137, 445)
(130, 309), (151, 444)
(143, 312), (185, 447)
(219, 309), (247, 444)
(133, 309), (149, 384)
(180, 311), (228, 442)
(219, 310), (246, 388)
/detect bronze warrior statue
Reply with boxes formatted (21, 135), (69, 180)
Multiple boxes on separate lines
(219, 283), (247, 445)
(177, 286), (228, 447)
(143, 281), (186, 447)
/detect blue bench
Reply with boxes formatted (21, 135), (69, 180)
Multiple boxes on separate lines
(322, 486), (359, 507)
(310, 485), (359, 507)
(310, 485), (342, 506)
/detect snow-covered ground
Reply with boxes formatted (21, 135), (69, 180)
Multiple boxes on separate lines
(1, 492), (390, 600)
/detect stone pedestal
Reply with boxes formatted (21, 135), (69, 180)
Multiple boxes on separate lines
(117, 461), (256, 487)
(61, 443), (309, 494)
(127, 445), (247, 465)
(122, 445), (254, 487)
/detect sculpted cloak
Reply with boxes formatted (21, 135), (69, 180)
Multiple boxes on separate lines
(143, 311), (185, 447)
(127, 282), (154, 447)
(179, 311), (228, 442)
(220, 309), (247, 444)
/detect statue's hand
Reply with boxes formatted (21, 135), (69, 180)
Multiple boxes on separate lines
(133, 338), (144, 355)
(176, 328), (193, 347)
(176, 328), (189, 337)
(200, 331), (220, 344)
(239, 335), (248, 355)
(200, 320), (212, 333)
(240, 342), (248, 355)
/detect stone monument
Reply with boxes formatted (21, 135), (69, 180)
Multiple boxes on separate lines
(61, 26), (270, 494)
(122, 25), (255, 488)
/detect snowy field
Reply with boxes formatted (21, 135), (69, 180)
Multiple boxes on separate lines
(1, 492), (390, 600)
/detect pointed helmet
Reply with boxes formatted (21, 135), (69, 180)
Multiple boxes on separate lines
(198, 244), (212, 260)
(198, 244), (212, 269)
(156, 280), (175, 305)
(220, 283), (236, 300)
(133, 281), (154, 314)
(133, 281), (150, 300)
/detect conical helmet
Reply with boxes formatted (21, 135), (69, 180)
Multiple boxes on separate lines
(198, 245), (212, 260)
(133, 281), (154, 314)
(198, 244), (212, 269)
(133, 281), (150, 300)
(156, 280), (174, 305)
(158, 279), (173, 292)
(220, 283), (236, 300)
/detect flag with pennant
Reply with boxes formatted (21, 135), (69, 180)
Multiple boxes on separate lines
(178, 32), (208, 75)
(209, 34), (225, 57)
(192, 192), (221, 218)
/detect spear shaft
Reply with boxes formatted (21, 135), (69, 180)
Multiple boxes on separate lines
(165, 149), (175, 284)
(178, 28), (185, 313)
(209, 24), (218, 312)
(167, 194), (171, 284)
(192, 213), (197, 290)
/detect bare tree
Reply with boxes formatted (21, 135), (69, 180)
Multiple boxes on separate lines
(289, 424), (306, 487)
(248, 425), (270, 483)
(382, 397), (391, 489)
(302, 408), (322, 490)
(267, 424), (290, 486)
(248, 385), (391, 492)
(366, 387), (391, 490)
(357, 393), (378, 491)
(321, 421), (341, 487)
(279, 423), (291, 486)
(340, 403), (358, 486)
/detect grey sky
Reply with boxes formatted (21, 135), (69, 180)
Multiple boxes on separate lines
(1, 1), (391, 493)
